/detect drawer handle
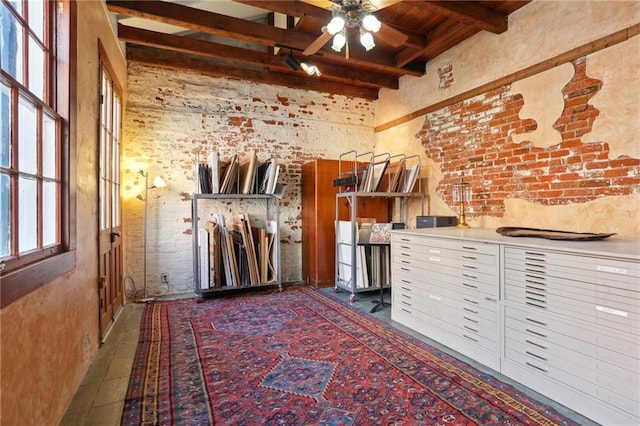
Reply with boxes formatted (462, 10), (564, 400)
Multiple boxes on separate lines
(462, 246), (478, 251)
(463, 316), (478, 324)
(400, 245), (410, 249)
(462, 255), (477, 260)
(400, 286), (411, 291)
(463, 265), (478, 270)
(526, 351), (548, 361)
(401, 267), (410, 272)
(524, 251), (546, 257)
(401, 260), (411, 264)
(525, 339), (547, 349)
(525, 262), (546, 268)
(401, 253), (410, 256)
(400, 238), (411, 242)
(526, 328), (548, 338)
(525, 290), (546, 298)
(525, 279), (546, 286)
(462, 273), (477, 279)
(463, 325), (478, 333)
(526, 361), (548, 373)
(401, 301), (412, 307)
(401, 294), (411, 299)
(485, 297), (497, 302)
(463, 334), (479, 342)
(525, 317), (548, 326)
(401, 308), (412, 313)
(526, 295), (546, 304)
(463, 307), (479, 315)
(526, 301), (547, 310)
(463, 298), (478, 305)
(463, 282), (478, 289)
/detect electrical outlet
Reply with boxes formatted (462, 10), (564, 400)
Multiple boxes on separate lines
(161, 273), (169, 283)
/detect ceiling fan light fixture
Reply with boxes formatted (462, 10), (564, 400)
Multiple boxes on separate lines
(331, 32), (347, 52)
(327, 16), (346, 35)
(360, 31), (375, 51)
(361, 14), (381, 33)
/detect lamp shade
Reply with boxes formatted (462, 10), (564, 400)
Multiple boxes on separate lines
(331, 32), (347, 52)
(362, 14), (381, 32)
(153, 175), (167, 188)
(360, 31), (375, 51)
(327, 16), (345, 35)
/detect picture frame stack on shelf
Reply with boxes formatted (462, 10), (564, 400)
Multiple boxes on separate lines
(192, 151), (282, 296)
(196, 150), (285, 198)
(334, 150), (424, 301)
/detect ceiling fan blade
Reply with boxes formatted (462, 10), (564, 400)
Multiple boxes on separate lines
(369, 0), (403, 10)
(303, 31), (333, 56)
(375, 22), (408, 47)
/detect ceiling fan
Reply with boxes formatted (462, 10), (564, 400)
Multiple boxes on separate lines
(302, 0), (408, 56)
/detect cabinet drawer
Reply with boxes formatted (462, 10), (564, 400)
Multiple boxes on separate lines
(505, 283), (640, 335)
(505, 305), (639, 363)
(505, 326), (639, 398)
(392, 234), (498, 257)
(504, 346), (640, 418)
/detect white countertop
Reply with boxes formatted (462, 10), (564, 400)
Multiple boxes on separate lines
(392, 227), (640, 261)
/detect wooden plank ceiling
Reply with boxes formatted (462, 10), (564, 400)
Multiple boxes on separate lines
(107, 0), (530, 100)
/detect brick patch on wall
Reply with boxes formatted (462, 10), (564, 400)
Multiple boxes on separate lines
(417, 57), (640, 218)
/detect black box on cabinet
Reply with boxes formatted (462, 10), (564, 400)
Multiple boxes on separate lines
(416, 216), (457, 228)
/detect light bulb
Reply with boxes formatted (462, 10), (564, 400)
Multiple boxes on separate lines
(332, 32), (346, 52)
(300, 62), (322, 77)
(153, 175), (167, 188)
(360, 31), (375, 51)
(362, 14), (381, 32)
(327, 16), (345, 35)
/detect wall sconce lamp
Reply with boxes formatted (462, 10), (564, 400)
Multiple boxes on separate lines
(135, 170), (166, 303)
(452, 178), (472, 229)
(283, 52), (322, 76)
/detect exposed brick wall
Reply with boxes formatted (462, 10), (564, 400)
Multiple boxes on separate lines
(123, 64), (376, 296)
(417, 57), (640, 218)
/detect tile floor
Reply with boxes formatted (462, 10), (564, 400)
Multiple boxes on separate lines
(60, 286), (597, 425)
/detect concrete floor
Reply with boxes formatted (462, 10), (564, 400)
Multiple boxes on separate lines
(59, 286), (597, 425)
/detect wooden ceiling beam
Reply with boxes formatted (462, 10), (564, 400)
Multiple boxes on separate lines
(106, 0), (421, 76)
(411, 1), (508, 34)
(126, 46), (380, 100)
(117, 24), (398, 89)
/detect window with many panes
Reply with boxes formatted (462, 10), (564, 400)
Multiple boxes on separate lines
(1, 0), (71, 306)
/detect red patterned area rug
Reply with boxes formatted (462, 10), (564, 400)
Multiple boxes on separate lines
(121, 287), (577, 425)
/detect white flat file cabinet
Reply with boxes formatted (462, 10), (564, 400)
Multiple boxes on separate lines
(390, 227), (640, 426)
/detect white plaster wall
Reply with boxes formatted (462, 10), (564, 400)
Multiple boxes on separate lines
(375, 1), (640, 126)
(584, 36), (640, 159)
(123, 64), (376, 296)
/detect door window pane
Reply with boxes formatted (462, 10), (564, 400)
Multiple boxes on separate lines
(1, 83), (10, 168)
(28, 35), (45, 99)
(18, 96), (37, 174)
(0, 173), (10, 257)
(42, 112), (56, 178)
(42, 180), (57, 246)
(28, 0), (44, 41)
(18, 176), (37, 252)
(1, 3), (24, 83)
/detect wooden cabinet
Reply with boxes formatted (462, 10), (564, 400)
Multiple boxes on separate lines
(302, 159), (388, 287)
(390, 227), (640, 426)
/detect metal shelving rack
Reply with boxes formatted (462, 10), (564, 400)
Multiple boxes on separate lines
(335, 150), (424, 301)
(192, 193), (281, 295)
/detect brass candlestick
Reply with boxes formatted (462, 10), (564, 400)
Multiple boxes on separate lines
(453, 178), (471, 229)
